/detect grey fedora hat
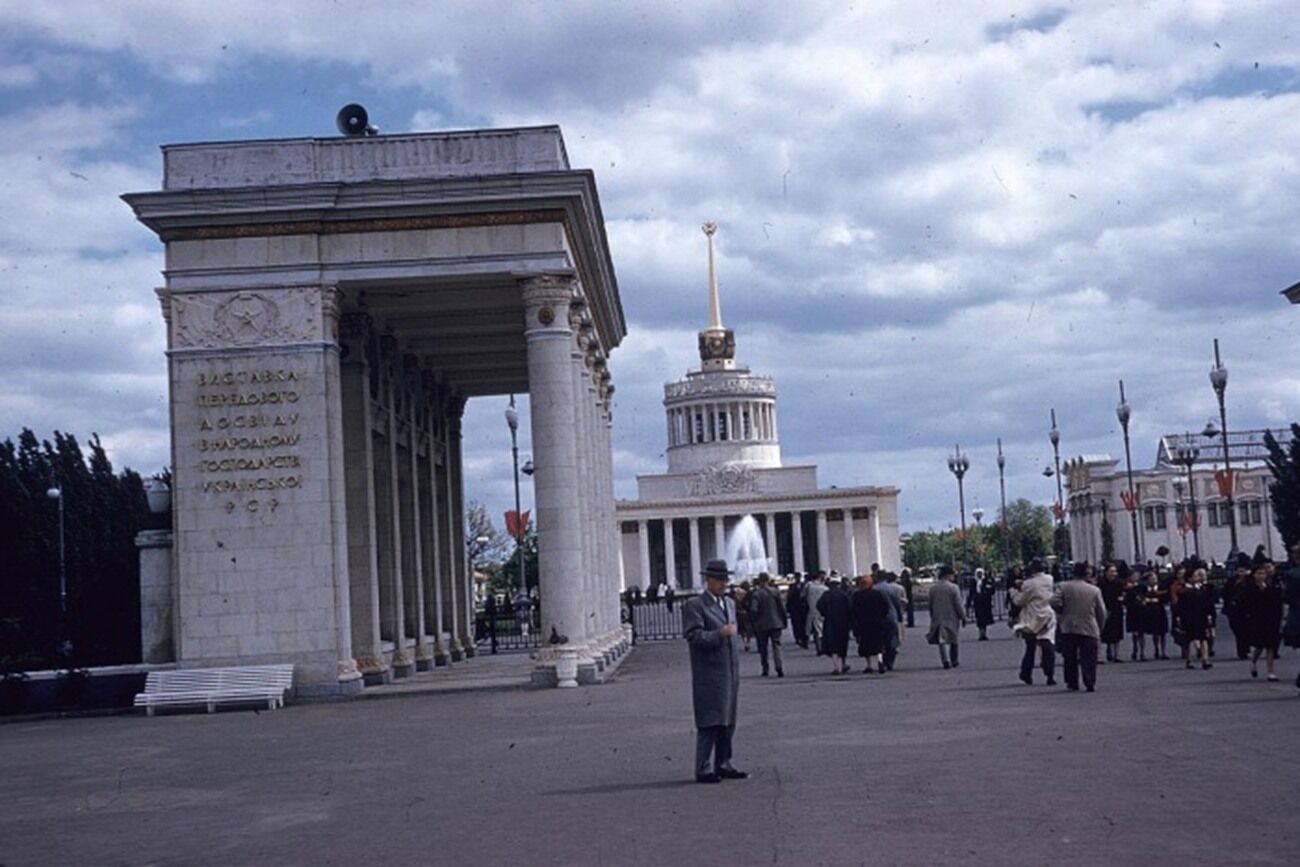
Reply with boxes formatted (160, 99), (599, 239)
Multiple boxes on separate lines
(700, 559), (733, 581)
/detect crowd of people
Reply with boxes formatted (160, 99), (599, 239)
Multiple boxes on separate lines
(702, 541), (1300, 693)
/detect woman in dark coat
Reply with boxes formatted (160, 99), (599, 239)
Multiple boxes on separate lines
(850, 576), (890, 674)
(1123, 571), (1144, 660)
(786, 576), (808, 649)
(817, 580), (853, 675)
(1098, 562), (1126, 662)
(733, 583), (753, 652)
(1241, 562), (1283, 681)
(1140, 569), (1169, 660)
(1175, 567), (1215, 670)
(973, 569), (996, 640)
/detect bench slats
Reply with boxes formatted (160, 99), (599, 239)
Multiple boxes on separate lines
(135, 665), (295, 716)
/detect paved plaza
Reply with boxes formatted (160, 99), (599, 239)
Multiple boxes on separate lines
(2, 623), (1297, 866)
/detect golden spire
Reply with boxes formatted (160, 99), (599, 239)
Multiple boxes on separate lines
(702, 221), (723, 331)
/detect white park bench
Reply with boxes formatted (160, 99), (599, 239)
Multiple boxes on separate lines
(133, 665), (295, 716)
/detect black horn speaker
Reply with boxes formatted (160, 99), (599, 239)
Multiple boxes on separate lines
(336, 103), (377, 137)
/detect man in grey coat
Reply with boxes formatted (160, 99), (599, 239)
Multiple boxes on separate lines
(682, 559), (748, 784)
(875, 572), (906, 670)
(1053, 561), (1108, 692)
(746, 572), (787, 677)
(928, 564), (965, 669)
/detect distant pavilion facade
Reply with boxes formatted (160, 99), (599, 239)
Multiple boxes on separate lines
(615, 225), (901, 589)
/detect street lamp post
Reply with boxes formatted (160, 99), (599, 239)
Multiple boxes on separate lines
(996, 438), (1011, 569)
(1116, 380), (1143, 565)
(504, 396), (526, 600)
(46, 485), (68, 656)
(1174, 441), (1201, 559)
(1172, 480), (1188, 560)
(947, 445), (970, 568)
(1049, 408), (1066, 566)
(1208, 338), (1238, 557)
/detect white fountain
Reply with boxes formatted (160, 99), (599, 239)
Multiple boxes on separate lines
(726, 515), (776, 581)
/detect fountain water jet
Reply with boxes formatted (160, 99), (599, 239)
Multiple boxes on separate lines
(726, 515), (775, 581)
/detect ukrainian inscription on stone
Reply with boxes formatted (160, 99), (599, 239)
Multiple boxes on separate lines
(192, 366), (306, 516)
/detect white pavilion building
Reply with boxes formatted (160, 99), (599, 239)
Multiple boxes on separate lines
(615, 224), (901, 589)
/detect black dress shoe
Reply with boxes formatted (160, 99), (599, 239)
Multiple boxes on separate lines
(1085, 686), (1095, 692)
(695, 773), (721, 784)
(776, 670), (784, 678)
(717, 767), (749, 780)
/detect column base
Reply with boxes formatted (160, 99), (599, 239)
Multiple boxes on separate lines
(450, 647), (464, 663)
(461, 640), (476, 659)
(392, 650), (416, 679)
(355, 655), (392, 687)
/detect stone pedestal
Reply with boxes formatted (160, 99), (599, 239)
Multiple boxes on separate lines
(137, 529), (175, 664)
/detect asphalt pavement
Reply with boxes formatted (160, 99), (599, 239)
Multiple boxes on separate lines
(1, 619), (1296, 866)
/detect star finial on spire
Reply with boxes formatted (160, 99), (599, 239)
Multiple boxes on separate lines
(702, 221), (722, 331)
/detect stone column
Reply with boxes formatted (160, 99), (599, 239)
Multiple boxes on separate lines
(714, 515), (726, 560)
(844, 507), (858, 577)
(763, 512), (778, 575)
(444, 404), (464, 660)
(339, 313), (389, 684)
(792, 512), (805, 574)
(423, 386), (448, 666)
(664, 517), (678, 588)
(637, 519), (652, 590)
(406, 364), (431, 671)
(816, 509), (830, 573)
(449, 402), (475, 657)
(570, 323), (595, 644)
(521, 274), (587, 673)
(871, 507), (884, 568)
(384, 348), (413, 678)
(688, 517), (702, 588)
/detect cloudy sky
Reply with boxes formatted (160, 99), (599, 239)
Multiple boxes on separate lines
(2, 1), (1298, 535)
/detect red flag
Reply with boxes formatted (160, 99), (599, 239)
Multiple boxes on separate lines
(1120, 489), (1139, 513)
(1214, 469), (1234, 499)
(505, 510), (530, 538)
(1051, 502), (1065, 522)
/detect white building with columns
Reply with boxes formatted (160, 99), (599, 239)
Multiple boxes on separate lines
(616, 225), (901, 589)
(1064, 429), (1291, 567)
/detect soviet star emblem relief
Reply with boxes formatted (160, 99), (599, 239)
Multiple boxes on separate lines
(215, 293), (280, 345)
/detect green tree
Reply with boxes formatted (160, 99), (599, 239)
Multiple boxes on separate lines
(0, 429), (149, 670)
(465, 499), (510, 570)
(1263, 423), (1300, 548)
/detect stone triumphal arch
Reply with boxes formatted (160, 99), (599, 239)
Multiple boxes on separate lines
(125, 125), (628, 693)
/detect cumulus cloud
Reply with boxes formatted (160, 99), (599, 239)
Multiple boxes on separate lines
(0, 1), (1297, 532)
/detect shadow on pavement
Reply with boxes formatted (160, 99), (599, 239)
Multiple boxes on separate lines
(540, 778), (698, 796)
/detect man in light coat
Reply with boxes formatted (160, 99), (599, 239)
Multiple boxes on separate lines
(682, 559), (747, 784)
(1010, 557), (1057, 685)
(1053, 561), (1108, 692)
(803, 572), (828, 655)
(927, 565), (965, 669)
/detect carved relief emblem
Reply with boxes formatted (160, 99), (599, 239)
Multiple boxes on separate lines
(538, 306), (555, 326)
(688, 462), (757, 497)
(172, 289), (320, 349)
